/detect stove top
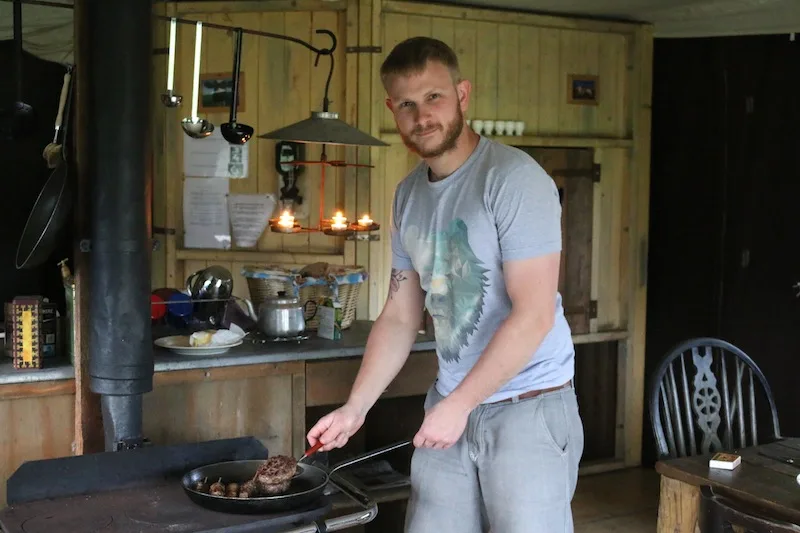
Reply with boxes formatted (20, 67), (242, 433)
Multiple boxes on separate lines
(0, 481), (330, 533)
(0, 437), (331, 533)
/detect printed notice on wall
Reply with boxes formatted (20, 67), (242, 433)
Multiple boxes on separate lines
(183, 177), (231, 249)
(228, 193), (277, 248)
(183, 129), (248, 178)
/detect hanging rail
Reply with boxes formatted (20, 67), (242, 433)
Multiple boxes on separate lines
(0, 0), (337, 58)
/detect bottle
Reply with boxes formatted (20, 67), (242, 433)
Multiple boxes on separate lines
(58, 259), (75, 364)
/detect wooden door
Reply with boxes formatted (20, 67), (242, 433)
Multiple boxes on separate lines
(519, 147), (595, 334)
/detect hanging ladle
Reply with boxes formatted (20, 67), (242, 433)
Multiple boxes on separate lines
(160, 17), (182, 108)
(181, 21), (213, 139)
(220, 28), (253, 144)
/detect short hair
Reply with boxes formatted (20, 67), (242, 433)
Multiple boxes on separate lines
(380, 36), (461, 87)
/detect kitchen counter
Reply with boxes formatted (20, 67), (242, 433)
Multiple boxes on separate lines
(0, 320), (437, 385)
(153, 320), (436, 372)
(0, 358), (75, 384)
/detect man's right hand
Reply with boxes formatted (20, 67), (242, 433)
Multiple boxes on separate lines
(306, 402), (366, 451)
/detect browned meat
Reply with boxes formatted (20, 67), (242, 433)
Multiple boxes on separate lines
(257, 479), (291, 495)
(209, 478), (225, 496)
(238, 480), (257, 498)
(255, 455), (297, 485)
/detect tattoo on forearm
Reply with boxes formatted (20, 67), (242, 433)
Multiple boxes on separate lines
(388, 268), (407, 299)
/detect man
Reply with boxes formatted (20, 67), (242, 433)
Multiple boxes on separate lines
(307, 36), (584, 533)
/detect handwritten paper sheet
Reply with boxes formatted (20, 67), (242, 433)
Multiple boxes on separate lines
(183, 177), (231, 249)
(183, 129), (248, 178)
(227, 193), (277, 248)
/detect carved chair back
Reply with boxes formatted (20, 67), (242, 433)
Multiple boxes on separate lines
(649, 337), (781, 459)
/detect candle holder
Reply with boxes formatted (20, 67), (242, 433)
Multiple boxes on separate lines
(263, 148), (384, 236)
(270, 223), (304, 234)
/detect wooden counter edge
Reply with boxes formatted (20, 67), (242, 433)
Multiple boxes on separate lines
(153, 360), (306, 386)
(0, 379), (76, 400)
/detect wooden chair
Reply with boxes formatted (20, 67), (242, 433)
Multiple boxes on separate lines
(700, 485), (800, 532)
(649, 337), (781, 459)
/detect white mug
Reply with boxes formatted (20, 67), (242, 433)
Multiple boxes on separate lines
(472, 119), (484, 135)
(504, 120), (516, 135)
(483, 120), (495, 135)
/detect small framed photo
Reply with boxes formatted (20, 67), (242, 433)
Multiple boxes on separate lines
(198, 72), (246, 113)
(567, 74), (599, 105)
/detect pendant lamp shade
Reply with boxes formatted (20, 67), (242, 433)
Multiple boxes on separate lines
(258, 111), (388, 147)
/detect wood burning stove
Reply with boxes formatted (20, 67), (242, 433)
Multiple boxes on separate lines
(0, 437), (378, 532)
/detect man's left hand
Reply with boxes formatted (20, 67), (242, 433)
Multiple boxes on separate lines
(412, 398), (471, 449)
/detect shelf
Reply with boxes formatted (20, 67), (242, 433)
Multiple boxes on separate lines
(379, 131), (633, 149)
(573, 330), (629, 344)
(175, 248), (346, 265)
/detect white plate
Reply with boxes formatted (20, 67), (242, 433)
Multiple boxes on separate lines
(154, 335), (243, 356)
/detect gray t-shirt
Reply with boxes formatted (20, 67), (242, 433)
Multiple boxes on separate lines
(390, 136), (575, 403)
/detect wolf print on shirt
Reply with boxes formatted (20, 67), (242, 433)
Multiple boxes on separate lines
(403, 219), (489, 363)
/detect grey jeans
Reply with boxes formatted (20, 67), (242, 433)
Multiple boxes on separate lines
(404, 382), (584, 533)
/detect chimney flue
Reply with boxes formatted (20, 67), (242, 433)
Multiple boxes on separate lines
(83, 0), (154, 451)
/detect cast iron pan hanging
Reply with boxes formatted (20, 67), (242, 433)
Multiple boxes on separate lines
(15, 65), (75, 270)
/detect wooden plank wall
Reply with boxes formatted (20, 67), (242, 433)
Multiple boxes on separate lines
(147, 0), (653, 469)
(144, 363), (306, 458)
(368, 1), (636, 324)
(378, 3), (631, 138)
(151, 1), (355, 301)
(0, 384), (76, 507)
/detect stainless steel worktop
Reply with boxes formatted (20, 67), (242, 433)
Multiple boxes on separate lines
(0, 321), (437, 385)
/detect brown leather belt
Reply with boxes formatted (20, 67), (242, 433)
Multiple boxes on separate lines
(491, 381), (572, 405)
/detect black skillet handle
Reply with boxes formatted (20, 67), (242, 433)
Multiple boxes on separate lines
(329, 440), (411, 473)
(327, 470), (373, 510)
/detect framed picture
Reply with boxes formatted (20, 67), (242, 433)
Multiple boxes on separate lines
(198, 72), (246, 113)
(567, 74), (599, 105)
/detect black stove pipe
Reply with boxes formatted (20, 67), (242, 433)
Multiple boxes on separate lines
(83, 0), (154, 451)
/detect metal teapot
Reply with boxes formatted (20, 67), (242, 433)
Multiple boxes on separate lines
(258, 291), (317, 337)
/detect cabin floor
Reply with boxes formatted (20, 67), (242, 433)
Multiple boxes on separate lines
(574, 466), (660, 532)
(347, 465), (661, 532)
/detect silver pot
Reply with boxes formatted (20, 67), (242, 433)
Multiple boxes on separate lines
(258, 292), (317, 337)
(185, 265), (233, 324)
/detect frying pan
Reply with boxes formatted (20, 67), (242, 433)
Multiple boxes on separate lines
(15, 65), (75, 270)
(181, 440), (410, 515)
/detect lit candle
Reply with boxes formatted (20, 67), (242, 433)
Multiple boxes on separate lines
(357, 214), (373, 227)
(278, 210), (295, 229)
(331, 210), (348, 231)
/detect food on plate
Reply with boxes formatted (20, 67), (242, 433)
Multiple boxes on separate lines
(189, 330), (214, 347)
(225, 482), (239, 497)
(209, 478), (225, 496)
(193, 477), (208, 492)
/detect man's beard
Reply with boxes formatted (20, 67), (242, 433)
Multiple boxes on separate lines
(401, 105), (464, 158)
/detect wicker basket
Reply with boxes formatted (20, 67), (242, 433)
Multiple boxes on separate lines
(241, 264), (368, 330)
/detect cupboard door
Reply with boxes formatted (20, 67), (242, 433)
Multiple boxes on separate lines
(519, 147), (595, 334)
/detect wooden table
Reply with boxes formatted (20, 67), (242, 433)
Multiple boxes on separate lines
(655, 438), (800, 532)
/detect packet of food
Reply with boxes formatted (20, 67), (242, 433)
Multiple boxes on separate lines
(316, 297), (342, 340)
